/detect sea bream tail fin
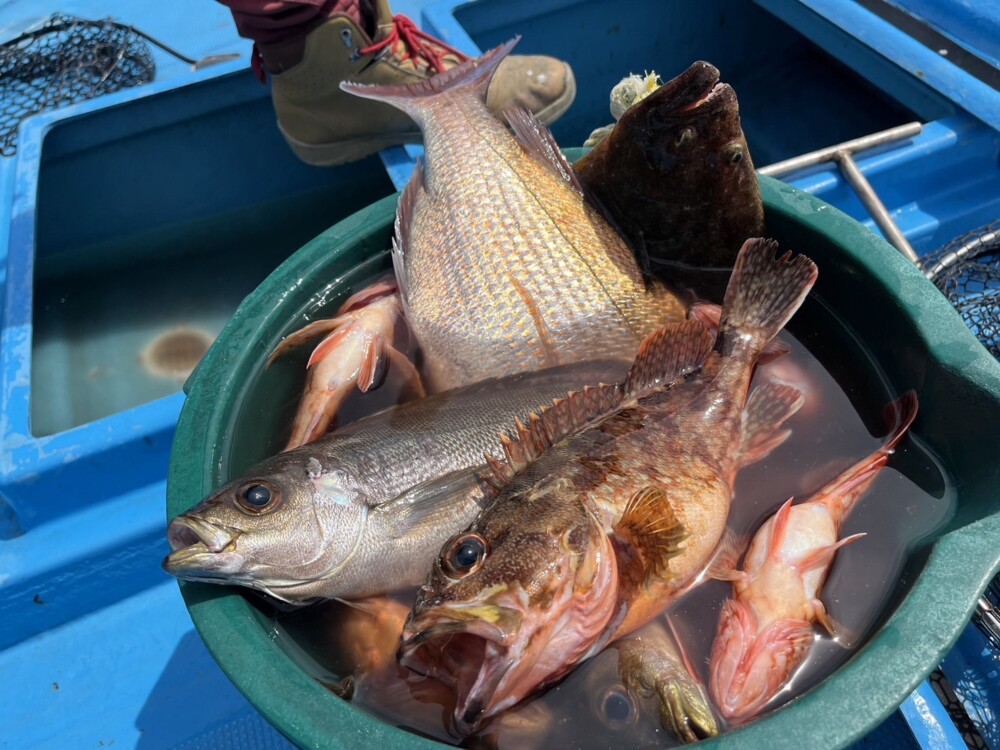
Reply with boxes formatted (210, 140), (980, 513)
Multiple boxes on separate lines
(340, 37), (519, 124)
(718, 238), (818, 356)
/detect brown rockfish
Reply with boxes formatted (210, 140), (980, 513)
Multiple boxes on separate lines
(341, 39), (685, 393)
(399, 238), (817, 734)
(162, 359), (626, 604)
(574, 61), (764, 280)
(709, 392), (918, 723)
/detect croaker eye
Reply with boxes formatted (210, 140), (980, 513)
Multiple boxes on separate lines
(443, 533), (488, 577)
(675, 127), (696, 147)
(600, 686), (637, 729)
(237, 482), (281, 514)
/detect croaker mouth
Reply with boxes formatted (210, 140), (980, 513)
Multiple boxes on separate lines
(162, 515), (241, 578)
(167, 514), (236, 553)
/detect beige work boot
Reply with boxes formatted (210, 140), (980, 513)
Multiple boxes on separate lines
(263, 1), (576, 166)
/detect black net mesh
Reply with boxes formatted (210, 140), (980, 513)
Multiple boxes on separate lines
(0, 13), (156, 157)
(920, 221), (1000, 358)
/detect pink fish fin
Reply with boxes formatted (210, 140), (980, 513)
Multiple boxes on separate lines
(738, 380), (805, 466)
(719, 239), (818, 356)
(504, 106), (585, 194)
(392, 159), (424, 315)
(282, 388), (348, 450)
(340, 38), (519, 115)
(623, 319), (714, 399)
(794, 532), (866, 575)
(357, 333), (387, 393)
(612, 485), (688, 585)
(306, 322), (357, 369)
(337, 276), (398, 315)
(882, 390), (919, 452)
(809, 393), (917, 523)
(384, 345), (426, 400)
(807, 597), (853, 647)
(706, 527), (748, 582)
(267, 317), (348, 366)
(483, 382), (625, 491)
(688, 303), (789, 364)
(766, 498), (797, 561)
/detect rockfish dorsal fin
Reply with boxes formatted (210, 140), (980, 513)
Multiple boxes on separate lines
(623, 319), (714, 398)
(340, 38), (519, 121)
(483, 382), (624, 491)
(504, 106), (585, 194)
(612, 485), (688, 585)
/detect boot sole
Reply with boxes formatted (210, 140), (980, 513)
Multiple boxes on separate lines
(278, 123), (423, 167)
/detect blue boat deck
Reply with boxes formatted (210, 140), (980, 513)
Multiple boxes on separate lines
(1, 1), (998, 747)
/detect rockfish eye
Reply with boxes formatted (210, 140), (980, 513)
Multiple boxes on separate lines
(675, 127), (696, 147)
(443, 533), (488, 577)
(236, 481), (282, 514)
(599, 686), (637, 729)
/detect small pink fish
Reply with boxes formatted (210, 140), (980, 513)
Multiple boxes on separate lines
(269, 278), (424, 450)
(708, 391), (919, 723)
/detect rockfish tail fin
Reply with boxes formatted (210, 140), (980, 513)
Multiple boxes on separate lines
(718, 238), (818, 355)
(339, 37), (519, 123)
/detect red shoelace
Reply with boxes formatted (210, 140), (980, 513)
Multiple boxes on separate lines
(358, 14), (468, 74)
(250, 14), (468, 84)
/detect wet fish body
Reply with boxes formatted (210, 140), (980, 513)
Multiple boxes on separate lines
(574, 61), (764, 280)
(709, 392), (919, 723)
(399, 238), (817, 733)
(342, 40), (685, 392)
(163, 359), (628, 604)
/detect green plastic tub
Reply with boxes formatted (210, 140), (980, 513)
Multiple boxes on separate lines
(167, 175), (1000, 749)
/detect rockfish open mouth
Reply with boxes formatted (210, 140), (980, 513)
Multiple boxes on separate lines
(162, 515), (241, 578)
(658, 61), (736, 115)
(399, 609), (521, 735)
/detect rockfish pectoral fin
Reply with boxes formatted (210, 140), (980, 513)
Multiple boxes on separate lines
(612, 486), (688, 586)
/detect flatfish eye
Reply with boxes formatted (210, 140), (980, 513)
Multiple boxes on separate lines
(599, 685), (637, 730)
(723, 142), (744, 165)
(443, 533), (489, 577)
(236, 481), (282, 514)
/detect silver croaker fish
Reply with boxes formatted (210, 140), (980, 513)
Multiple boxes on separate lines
(163, 359), (626, 604)
(398, 238), (817, 734)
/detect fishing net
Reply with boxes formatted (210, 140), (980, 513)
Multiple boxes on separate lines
(0, 13), (157, 157)
(920, 220), (1000, 358)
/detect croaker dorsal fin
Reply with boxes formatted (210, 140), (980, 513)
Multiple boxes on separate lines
(623, 319), (714, 398)
(504, 106), (585, 194)
(483, 382), (624, 490)
(340, 37), (519, 113)
(612, 485), (688, 585)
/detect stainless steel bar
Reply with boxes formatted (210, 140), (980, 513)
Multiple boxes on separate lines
(835, 151), (921, 263)
(758, 122), (923, 177)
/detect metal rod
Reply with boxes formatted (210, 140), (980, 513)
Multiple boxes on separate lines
(834, 151), (921, 263)
(758, 121), (923, 177)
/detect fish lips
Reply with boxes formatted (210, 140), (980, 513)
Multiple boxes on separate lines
(399, 605), (524, 735)
(655, 61), (736, 116)
(162, 515), (244, 579)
